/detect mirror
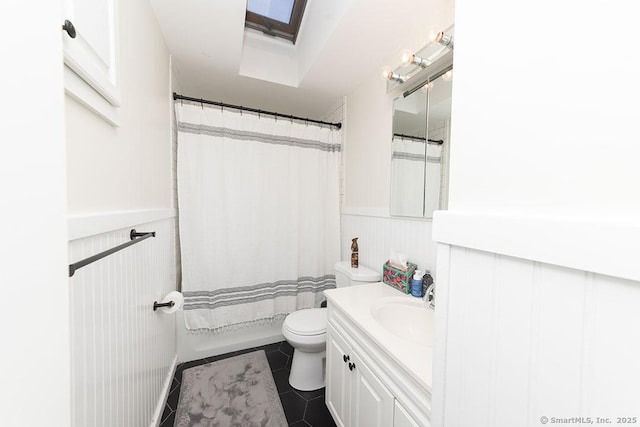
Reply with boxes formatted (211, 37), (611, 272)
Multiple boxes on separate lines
(390, 69), (453, 218)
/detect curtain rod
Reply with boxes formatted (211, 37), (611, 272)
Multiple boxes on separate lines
(173, 93), (342, 130)
(393, 133), (444, 145)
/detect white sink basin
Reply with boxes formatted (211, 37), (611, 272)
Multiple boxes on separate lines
(370, 297), (434, 347)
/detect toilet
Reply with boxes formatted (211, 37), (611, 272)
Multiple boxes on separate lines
(282, 261), (380, 391)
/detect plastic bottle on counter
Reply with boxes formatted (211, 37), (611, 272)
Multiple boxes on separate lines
(410, 270), (423, 297)
(423, 270), (434, 298)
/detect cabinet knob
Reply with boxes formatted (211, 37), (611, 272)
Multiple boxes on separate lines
(343, 354), (350, 363)
(62, 19), (77, 39)
(348, 362), (355, 371)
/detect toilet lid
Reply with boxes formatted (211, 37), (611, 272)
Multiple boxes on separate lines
(284, 308), (327, 336)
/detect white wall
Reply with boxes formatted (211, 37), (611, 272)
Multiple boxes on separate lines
(0, 1), (70, 425)
(432, 0), (640, 425)
(345, 71), (395, 208)
(65, 0), (172, 214)
(448, 1), (640, 215)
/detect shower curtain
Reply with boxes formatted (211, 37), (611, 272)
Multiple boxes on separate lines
(424, 141), (443, 216)
(176, 103), (341, 332)
(390, 136), (442, 217)
(390, 136), (426, 217)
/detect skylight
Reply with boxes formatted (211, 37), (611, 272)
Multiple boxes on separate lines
(247, 0), (294, 24)
(245, 0), (307, 44)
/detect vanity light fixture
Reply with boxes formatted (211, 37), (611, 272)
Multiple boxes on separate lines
(400, 49), (431, 68)
(384, 24), (453, 93)
(435, 30), (454, 49)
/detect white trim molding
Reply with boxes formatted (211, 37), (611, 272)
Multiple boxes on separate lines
(64, 66), (120, 126)
(68, 208), (176, 241)
(340, 207), (391, 218)
(433, 210), (640, 282)
(151, 355), (178, 427)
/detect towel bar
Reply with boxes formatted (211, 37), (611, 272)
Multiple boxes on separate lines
(68, 229), (156, 277)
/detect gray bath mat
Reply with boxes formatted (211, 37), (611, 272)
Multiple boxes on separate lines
(175, 350), (287, 427)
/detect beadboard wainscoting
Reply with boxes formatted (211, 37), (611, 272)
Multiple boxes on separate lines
(340, 211), (437, 275)
(68, 211), (178, 427)
(431, 212), (640, 426)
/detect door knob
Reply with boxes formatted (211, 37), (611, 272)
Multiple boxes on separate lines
(62, 20), (76, 39)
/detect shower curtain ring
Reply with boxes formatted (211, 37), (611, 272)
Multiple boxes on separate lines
(200, 99), (203, 109)
(290, 114), (293, 124)
(240, 107), (243, 116)
(258, 109), (261, 119)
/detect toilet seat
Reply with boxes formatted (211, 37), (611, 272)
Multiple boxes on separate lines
(283, 308), (327, 336)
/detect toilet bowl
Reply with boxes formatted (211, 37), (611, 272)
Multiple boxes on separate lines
(282, 308), (328, 391)
(282, 261), (381, 391)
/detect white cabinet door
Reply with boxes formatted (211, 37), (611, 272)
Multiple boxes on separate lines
(350, 352), (394, 427)
(394, 400), (426, 427)
(326, 327), (352, 427)
(62, 0), (120, 124)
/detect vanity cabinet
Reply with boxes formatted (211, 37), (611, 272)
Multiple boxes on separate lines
(62, 0), (121, 125)
(327, 324), (394, 427)
(326, 306), (428, 427)
(394, 401), (422, 427)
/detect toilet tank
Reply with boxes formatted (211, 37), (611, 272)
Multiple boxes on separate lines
(334, 261), (380, 288)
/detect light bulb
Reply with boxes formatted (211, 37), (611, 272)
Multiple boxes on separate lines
(380, 66), (407, 83)
(400, 49), (430, 68)
(400, 49), (414, 66)
(436, 31), (454, 49)
(380, 66), (393, 81)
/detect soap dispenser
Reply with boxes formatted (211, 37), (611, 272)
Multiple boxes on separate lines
(411, 269), (423, 297)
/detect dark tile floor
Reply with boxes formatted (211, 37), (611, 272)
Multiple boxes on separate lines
(160, 341), (337, 427)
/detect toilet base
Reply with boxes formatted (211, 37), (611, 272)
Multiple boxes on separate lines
(288, 348), (326, 391)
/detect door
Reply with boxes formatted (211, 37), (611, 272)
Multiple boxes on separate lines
(326, 326), (352, 427)
(394, 400), (426, 427)
(350, 352), (394, 427)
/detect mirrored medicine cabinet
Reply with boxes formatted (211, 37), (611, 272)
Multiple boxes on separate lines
(389, 28), (453, 219)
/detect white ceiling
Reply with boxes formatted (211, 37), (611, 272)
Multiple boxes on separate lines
(150, 0), (434, 118)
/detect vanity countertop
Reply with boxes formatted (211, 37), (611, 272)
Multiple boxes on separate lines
(324, 282), (433, 392)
